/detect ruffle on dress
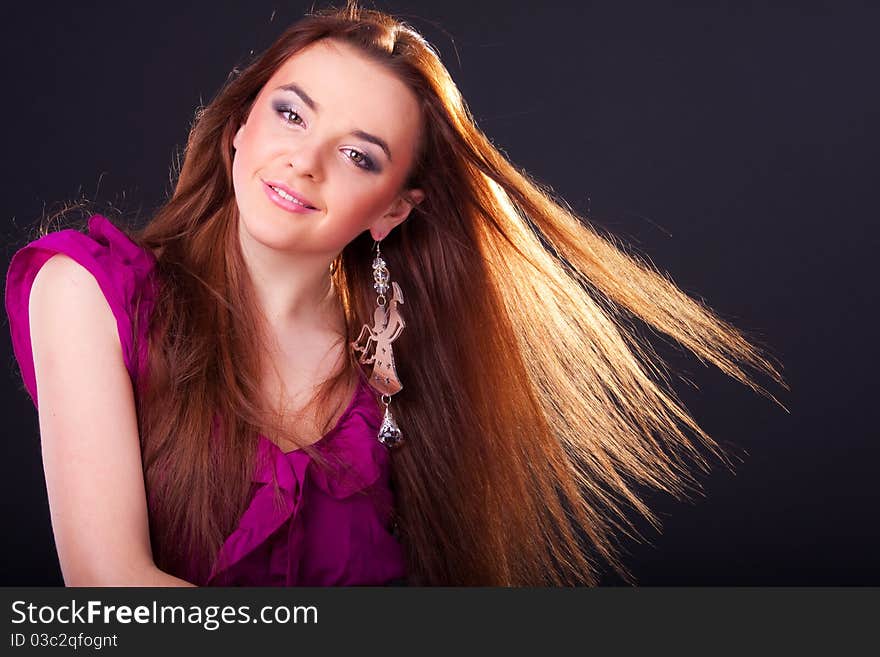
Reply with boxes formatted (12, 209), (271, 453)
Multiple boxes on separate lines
(5, 214), (159, 408)
(205, 372), (405, 586)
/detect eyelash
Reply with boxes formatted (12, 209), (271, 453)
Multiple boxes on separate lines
(274, 105), (377, 172)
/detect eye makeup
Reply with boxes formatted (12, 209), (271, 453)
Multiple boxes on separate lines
(270, 99), (381, 173)
(271, 83), (394, 162)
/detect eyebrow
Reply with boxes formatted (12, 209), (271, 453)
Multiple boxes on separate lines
(274, 82), (393, 162)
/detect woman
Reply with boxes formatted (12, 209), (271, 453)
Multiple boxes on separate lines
(4, 1), (786, 586)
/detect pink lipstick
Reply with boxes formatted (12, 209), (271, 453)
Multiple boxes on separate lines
(262, 180), (319, 214)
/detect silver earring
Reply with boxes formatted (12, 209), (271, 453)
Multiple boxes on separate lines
(351, 239), (406, 447)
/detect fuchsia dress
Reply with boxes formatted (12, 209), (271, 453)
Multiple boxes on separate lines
(5, 214), (407, 586)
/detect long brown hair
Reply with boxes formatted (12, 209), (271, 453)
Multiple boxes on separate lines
(64, 1), (787, 585)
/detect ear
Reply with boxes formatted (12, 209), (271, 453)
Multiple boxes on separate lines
(233, 123), (246, 151)
(369, 189), (425, 241)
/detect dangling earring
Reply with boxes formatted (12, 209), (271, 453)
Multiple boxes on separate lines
(350, 238), (406, 447)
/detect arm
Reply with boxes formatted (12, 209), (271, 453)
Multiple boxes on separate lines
(29, 253), (195, 587)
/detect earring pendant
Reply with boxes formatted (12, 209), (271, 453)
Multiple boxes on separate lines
(351, 241), (406, 447)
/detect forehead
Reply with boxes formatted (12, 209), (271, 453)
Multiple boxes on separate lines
(262, 39), (421, 162)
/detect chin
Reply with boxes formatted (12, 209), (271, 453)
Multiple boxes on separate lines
(237, 205), (304, 251)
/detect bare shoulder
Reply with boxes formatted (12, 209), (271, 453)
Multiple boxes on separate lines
(30, 252), (119, 330)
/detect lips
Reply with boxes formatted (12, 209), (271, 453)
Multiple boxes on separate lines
(262, 179), (318, 210)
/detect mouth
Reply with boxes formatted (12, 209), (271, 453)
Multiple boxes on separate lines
(261, 180), (319, 214)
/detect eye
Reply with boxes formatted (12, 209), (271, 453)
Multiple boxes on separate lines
(342, 148), (376, 172)
(274, 103), (304, 126)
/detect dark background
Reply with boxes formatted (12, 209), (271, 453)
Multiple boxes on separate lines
(1, 0), (876, 585)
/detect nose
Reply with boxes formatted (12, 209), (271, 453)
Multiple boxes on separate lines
(286, 136), (323, 181)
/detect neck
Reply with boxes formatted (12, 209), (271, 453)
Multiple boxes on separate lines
(237, 219), (345, 339)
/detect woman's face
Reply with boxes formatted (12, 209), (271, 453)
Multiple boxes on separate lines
(232, 38), (424, 256)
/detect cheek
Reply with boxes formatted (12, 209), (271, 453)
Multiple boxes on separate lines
(232, 128), (269, 202)
(330, 182), (396, 225)
(234, 120), (274, 171)
(313, 190), (386, 249)
(321, 195), (375, 243)
(231, 148), (245, 188)
(232, 130), (252, 180)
